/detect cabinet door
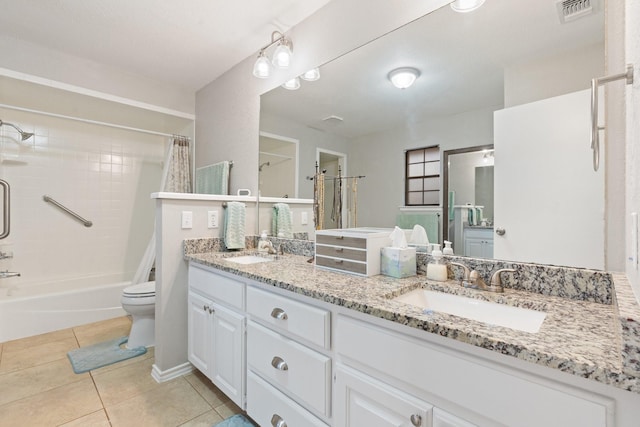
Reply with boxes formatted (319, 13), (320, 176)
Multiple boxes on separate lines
(432, 408), (477, 427)
(187, 291), (212, 375)
(464, 238), (485, 258)
(335, 365), (432, 427)
(211, 302), (245, 409)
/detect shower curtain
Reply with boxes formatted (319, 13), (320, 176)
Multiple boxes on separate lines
(132, 136), (192, 284)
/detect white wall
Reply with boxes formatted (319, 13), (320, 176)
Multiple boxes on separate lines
(625, 0), (640, 297)
(0, 36), (195, 115)
(0, 107), (164, 287)
(348, 106), (497, 227)
(504, 42), (605, 107)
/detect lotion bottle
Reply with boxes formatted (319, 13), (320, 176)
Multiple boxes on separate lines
(426, 244), (448, 281)
(443, 240), (454, 255)
(258, 231), (270, 253)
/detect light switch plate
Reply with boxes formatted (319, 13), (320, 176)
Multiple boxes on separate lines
(181, 211), (193, 229)
(301, 211), (308, 225)
(207, 210), (219, 229)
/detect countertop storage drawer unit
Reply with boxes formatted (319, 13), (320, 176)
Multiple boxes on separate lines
(247, 371), (329, 427)
(315, 228), (392, 276)
(246, 286), (330, 349)
(247, 321), (331, 416)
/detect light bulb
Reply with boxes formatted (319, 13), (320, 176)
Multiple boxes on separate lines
(272, 43), (292, 69)
(450, 0), (486, 13)
(282, 77), (301, 90)
(388, 67), (420, 89)
(253, 54), (271, 78)
(300, 68), (320, 81)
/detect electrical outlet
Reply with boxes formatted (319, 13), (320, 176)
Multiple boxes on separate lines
(207, 210), (219, 229)
(181, 211), (193, 229)
(301, 211), (308, 225)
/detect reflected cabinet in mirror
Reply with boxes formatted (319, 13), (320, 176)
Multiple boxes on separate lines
(259, 0), (605, 269)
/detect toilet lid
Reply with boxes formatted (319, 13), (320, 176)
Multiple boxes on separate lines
(123, 281), (155, 297)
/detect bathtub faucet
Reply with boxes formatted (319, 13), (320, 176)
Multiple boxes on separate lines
(0, 270), (20, 279)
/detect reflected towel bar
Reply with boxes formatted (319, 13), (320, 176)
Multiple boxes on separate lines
(590, 64), (634, 171)
(43, 195), (93, 227)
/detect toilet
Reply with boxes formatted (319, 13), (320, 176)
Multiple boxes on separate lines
(121, 281), (156, 349)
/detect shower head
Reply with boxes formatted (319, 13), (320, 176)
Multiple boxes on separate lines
(259, 161), (270, 172)
(0, 120), (34, 141)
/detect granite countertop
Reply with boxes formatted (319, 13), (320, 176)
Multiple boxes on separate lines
(185, 250), (640, 394)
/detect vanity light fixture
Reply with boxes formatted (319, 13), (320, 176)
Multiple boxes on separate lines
(282, 77), (301, 90)
(300, 68), (321, 82)
(388, 67), (420, 89)
(252, 31), (294, 79)
(450, 0), (486, 13)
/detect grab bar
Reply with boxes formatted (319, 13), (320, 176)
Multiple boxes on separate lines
(0, 179), (9, 239)
(590, 64), (634, 171)
(43, 195), (93, 227)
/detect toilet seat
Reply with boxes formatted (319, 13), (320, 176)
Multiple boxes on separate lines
(123, 281), (155, 298)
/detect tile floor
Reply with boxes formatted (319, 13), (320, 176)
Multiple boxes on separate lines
(0, 316), (244, 427)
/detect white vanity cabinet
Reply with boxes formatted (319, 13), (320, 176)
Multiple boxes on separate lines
(187, 264), (246, 409)
(246, 285), (331, 426)
(335, 365), (433, 427)
(463, 227), (493, 258)
(432, 409), (478, 427)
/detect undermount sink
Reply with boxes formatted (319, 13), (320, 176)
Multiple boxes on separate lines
(225, 255), (273, 265)
(393, 289), (546, 333)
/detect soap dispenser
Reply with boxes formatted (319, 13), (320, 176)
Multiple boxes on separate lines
(443, 240), (454, 255)
(258, 230), (270, 253)
(426, 244), (448, 281)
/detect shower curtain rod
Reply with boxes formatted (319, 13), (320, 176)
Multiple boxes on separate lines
(0, 103), (191, 140)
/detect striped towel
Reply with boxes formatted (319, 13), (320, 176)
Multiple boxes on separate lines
(196, 161), (230, 195)
(272, 203), (293, 239)
(224, 202), (246, 249)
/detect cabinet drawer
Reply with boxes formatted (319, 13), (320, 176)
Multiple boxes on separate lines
(316, 244), (367, 262)
(247, 371), (329, 427)
(316, 234), (366, 249)
(247, 321), (331, 416)
(189, 264), (244, 310)
(316, 255), (367, 275)
(247, 286), (330, 349)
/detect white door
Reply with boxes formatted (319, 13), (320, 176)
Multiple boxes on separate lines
(187, 291), (212, 375)
(211, 302), (245, 409)
(334, 365), (432, 427)
(493, 89), (604, 269)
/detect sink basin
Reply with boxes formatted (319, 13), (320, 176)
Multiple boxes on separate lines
(393, 289), (546, 333)
(225, 255), (273, 265)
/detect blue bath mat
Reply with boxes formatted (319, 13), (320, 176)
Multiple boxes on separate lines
(67, 336), (147, 374)
(213, 414), (257, 427)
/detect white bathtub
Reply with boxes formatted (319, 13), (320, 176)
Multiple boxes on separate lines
(0, 274), (129, 343)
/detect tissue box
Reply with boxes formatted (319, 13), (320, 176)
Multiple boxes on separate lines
(380, 247), (416, 278)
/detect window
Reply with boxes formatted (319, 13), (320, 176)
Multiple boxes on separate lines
(405, 146), (440, 206)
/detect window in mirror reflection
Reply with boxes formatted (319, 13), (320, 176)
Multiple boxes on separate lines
(405, 146), (440, 206)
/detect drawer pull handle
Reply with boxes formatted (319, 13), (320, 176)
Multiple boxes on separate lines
(336, 236), (344, 240)
(410, 414), (422, 426)
(271, 414), (287, 427)
(335, 247), (344, 252)
(270, 307), (288, 320)
(271, 356), (289, 371)
(203, 304), (209, 312)
(335, 259), (344, 264)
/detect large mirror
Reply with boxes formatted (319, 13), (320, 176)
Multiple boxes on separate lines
(259, 0), (605, 269)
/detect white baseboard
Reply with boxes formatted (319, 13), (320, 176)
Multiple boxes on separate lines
(151, 362), (194, 383)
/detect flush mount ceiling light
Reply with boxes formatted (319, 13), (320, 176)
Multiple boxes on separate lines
(282, 77), (301, 90)
(252, 31), (293, 79)
(388, 67), (420, 89)
(300, 68), (321, 82)
(450, 0), (486, 13)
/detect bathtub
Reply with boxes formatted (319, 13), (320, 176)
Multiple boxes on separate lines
(0, 274), (129, 343)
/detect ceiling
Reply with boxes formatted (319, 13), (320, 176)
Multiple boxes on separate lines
(260, 0), (604, 139)
(0, 0), (333, 92)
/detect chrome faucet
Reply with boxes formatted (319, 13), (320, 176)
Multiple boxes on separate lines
(489, 268), (517, 293)
(449, 262), (470, 282)
(449, 262), (516, 293)
(0, 270), (21, 279)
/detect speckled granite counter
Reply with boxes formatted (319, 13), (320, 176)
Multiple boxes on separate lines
(185, 250), (640, 394)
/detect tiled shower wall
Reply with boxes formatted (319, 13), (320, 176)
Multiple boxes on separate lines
(0, 107), (165, 288)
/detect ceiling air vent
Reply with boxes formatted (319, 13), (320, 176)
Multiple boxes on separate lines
(557, 0), (598, 23)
